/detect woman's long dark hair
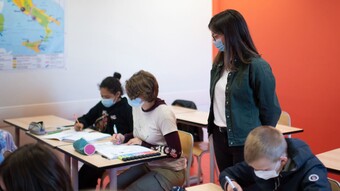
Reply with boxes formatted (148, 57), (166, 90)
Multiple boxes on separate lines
(209, 9), (260, 70)
(0, 144), (73, 191)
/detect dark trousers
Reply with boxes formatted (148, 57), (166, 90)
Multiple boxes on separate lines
(78, 164), (105, 190)
(212, 125), (244, 172)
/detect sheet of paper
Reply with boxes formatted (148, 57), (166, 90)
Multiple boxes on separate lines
(42, 129), (110, 142)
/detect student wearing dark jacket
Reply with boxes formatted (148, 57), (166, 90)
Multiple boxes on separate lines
(208, 9), (281, 172)
(220, 126), (331, 191)
(76, 75), (133, 190)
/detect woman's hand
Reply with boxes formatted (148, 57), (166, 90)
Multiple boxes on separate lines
(111, 133), (125, 145)
(126, 137), (142, 145)
(74, 123), (84, 131)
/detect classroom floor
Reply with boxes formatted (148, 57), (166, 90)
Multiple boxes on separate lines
(98, 152), (220, 190)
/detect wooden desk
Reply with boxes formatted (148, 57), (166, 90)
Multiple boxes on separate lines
(57, 144), (166, 191)
(175, 110), (208, 127)
(171, 105), (197, 115)
(3, 115), (74, 146)
(276, 124), (303, 138)
(316, 148), (340, 174)
(186, 183), (222, 191)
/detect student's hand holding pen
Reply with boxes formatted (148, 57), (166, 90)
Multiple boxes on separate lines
(111, 133), (125, 145)
(224, 176), (242, 191)
(73, 115), (84, 131)
(74, 122), (84, 131)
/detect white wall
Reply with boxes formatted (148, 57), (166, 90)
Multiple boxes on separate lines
(0, 0), (212, 129)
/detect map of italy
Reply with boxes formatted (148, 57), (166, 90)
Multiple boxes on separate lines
(12, 0), (60, 52)
(0, 0), (64, 70)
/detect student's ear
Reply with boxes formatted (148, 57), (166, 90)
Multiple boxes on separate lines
(280, 156), (288, 166)
(115, 91), (121, 97)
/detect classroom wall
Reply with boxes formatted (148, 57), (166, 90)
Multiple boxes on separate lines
(0, 0), (212, 130)
(212, 0), (340, 179)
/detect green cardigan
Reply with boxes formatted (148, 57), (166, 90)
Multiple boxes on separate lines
(208, 57), (281, 147)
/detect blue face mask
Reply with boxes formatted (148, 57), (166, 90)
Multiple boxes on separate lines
(128, 97), (144, 107)
(101, 98), (115, 108)
(213, 38), (224, 52)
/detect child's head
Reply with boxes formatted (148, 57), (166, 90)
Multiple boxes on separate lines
(0, 143), (73, 191)
(125, 70), (159, 102)
(99, 76), (123, 107)
(244, 126), (288, 180)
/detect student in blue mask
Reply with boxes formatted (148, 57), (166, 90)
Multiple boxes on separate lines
(207, 9), (281, 173)
(75, 74), (133, 190)
(219, 126), (330, 191)
(112, 70), (186, 191)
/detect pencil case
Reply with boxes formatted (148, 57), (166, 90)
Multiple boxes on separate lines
(73, 138), (96, 155)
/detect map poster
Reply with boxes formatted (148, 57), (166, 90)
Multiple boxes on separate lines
(0, 0), (65, 70)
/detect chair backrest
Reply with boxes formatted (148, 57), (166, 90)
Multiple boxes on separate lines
(172, 99), (197, 110)
(278, 111), (291, 126)
(178, 130), (194, 187)
(329, 178), (340, 191)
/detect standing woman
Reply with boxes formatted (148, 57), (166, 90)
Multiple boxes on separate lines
(207, 9), (281, 172)
(112, 70), (186, 191)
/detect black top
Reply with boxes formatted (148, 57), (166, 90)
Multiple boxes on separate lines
(77, 97), (133, 135)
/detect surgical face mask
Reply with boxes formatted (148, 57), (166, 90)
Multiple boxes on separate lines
(213, 38), (225, 52)
(254, 160), (281, 180)
(101, 98), (115, 108)
(128, 97), (144, 107)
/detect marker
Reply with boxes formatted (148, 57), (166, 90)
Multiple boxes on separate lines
(225, 176), (238, 191)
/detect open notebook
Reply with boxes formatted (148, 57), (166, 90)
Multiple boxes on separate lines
(42, 129), (111, 143)
(93, 142), (161, 160)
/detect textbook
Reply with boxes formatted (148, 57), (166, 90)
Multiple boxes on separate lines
(93, 142), (161, 161)
(42, 129), (111, 143)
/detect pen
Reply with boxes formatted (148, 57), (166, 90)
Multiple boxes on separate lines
(225, 176), (238, 191)
(74, 114), (80, 124)
(113, 125), (118, 134)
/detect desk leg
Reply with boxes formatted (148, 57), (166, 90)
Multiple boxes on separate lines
(209, 135), (215, 183)
(64, 155), (71, 175)
(109, 168), (118, 191)
(15, 126), (20, 146)
(71, 158), (78, 191)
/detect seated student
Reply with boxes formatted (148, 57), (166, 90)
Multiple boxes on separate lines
(0, 143), (72, 191)
(75, 75), (133, 190)
(0, 130), (17, 163)
(112, 70), (186, 191)
(220, 126), (331, 191)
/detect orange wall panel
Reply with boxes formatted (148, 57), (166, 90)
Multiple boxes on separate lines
(212, 0), (340, 180)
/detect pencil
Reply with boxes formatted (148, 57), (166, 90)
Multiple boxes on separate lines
(74, 114), (80, 124)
